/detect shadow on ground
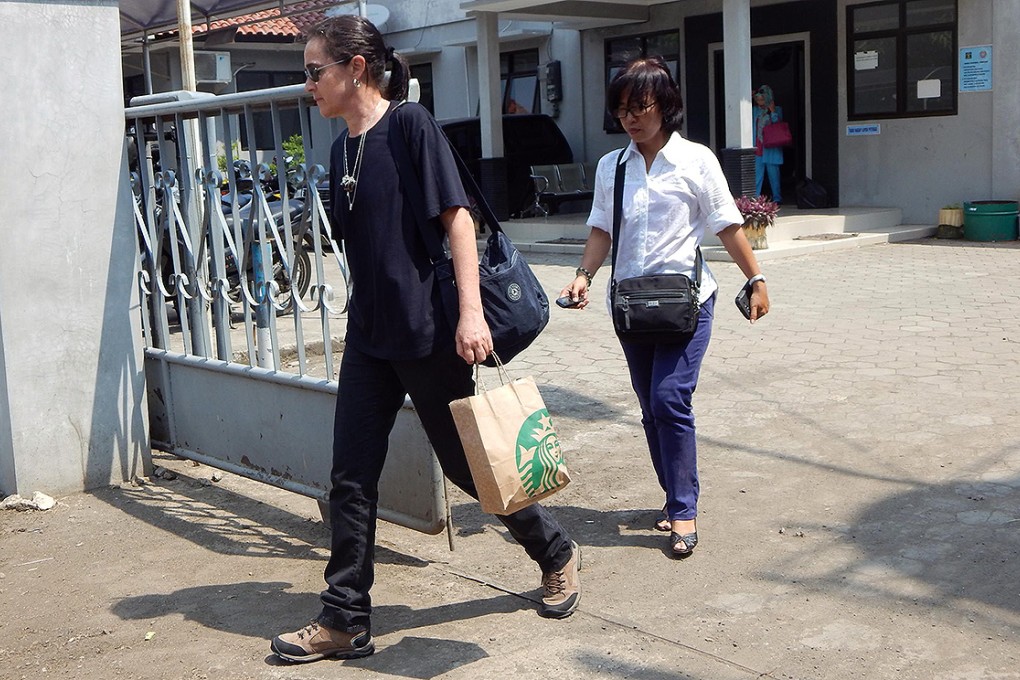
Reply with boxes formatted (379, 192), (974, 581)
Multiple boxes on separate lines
(112, 578), (525, 679)
(761, 465), (1020, 623)
(448, 499), (674, 554)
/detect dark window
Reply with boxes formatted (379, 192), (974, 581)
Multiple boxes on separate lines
(500, 49), (539, 114)
(603, 31), (679, 132)
(123, 74), (147, 107)
(410, 63), (435, 115)
(846, 0), (957, 120)
(235, 71), (306, 150)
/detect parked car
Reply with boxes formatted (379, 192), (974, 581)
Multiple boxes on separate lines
(439, 114), (575, 218)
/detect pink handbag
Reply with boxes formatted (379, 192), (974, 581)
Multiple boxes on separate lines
(762, 121), (792, 148)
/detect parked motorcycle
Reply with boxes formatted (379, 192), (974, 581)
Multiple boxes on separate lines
(215, 160), (313, 315)
(134, 158), (312, 318)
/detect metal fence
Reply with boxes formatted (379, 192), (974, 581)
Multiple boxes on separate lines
(126, 85), (448, 536)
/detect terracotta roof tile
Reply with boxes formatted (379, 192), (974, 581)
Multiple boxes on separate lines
(192, 0), (335, 38)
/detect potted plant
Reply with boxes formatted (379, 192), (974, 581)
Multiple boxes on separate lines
(736, 195), (780, 250)
(936, 203), (964, 239)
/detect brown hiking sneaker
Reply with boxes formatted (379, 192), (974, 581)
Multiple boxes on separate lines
(539, 541), (581, 619)
(270, 621), (374, 663)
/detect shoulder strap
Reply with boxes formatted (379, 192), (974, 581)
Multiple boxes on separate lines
(387, 103), (459, 332)
(387, 103), (447, 269)
(389, 102), (503, 240)
(610, 149), (627, 274)
(389, 103), (509, 331)
(609, 148), (702, 289)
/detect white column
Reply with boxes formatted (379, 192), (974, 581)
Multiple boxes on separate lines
(476, 11), (504, 158)
(991, 0), (1020, 199)
(177, 0), (197, 91)
(723, 0), (754, 148)
(0, 2), (149, 496)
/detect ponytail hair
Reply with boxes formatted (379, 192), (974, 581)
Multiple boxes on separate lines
(384, 46), (410, 102)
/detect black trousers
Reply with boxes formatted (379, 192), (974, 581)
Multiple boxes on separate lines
(317, 344), (573, 633)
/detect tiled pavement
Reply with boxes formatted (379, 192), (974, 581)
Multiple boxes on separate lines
(17, 236), (1018, 679)
(268, 236), (1020, 678)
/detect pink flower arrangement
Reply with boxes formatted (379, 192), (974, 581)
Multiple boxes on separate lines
(735, 195), (780, 228)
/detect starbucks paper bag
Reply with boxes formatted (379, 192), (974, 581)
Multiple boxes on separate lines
(449, 375), (570, 515)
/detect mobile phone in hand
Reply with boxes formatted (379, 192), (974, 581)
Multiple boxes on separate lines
(556, 296), (582, 308)
(734, 285), (752, 320)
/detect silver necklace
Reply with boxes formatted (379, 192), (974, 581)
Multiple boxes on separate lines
(341, 130), (367, 211)
(340, 99), (387, 211)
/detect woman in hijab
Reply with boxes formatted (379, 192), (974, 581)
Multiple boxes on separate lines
(753, 84), (784, 204)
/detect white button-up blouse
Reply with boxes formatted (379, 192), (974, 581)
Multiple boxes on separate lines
(587, 132), (744, 307)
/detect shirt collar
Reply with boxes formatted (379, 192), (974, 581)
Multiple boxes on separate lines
(618, 131), (685, 167)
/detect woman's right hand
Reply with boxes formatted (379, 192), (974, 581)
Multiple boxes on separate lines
(558, 276), (590, 309)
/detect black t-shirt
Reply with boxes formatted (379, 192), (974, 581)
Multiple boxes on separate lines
(329, 102), (469, 360)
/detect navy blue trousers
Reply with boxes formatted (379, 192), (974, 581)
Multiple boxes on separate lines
(619, 294), (715, 522)
(317, 344), (573, 633)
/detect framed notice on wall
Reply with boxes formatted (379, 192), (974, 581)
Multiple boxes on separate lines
(959, 45), (992, 92)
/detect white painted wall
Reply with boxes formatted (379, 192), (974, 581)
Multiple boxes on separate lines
(378, 0), (467, 32)
(0, 1), (148, 496)
(838, 0), (1017, 223)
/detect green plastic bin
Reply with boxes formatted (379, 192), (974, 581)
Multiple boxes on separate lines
(963, 200), (1019, 241)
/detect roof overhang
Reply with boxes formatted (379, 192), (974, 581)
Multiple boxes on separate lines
(458, 0), (673, 29)
(444, 28), (551, 48)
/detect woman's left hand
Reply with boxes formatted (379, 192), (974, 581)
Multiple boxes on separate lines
(455, 308), (493, 364)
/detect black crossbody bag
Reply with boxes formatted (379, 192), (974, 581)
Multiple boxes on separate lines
(610, 152), (702, 343)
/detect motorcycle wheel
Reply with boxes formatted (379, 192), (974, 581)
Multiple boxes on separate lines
(272, 243), (312, 315)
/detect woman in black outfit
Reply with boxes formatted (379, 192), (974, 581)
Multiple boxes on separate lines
(269, 15), (580, 664)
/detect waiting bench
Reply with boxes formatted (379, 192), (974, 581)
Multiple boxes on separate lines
(525, 162), (597, 216)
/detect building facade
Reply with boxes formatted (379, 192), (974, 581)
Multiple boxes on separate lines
(122, 0), (1020, 225)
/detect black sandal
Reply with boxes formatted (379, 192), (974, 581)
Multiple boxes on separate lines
(653, 506), (670, 532)
(670, 531), (698, 558)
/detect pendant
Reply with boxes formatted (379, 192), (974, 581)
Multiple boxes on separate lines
(340, 174), (357, 193)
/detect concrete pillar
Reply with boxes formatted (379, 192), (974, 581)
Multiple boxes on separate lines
(476, 11), (504, 158)
(549, 29), (585, 161)
(991, 0), (1020, 199)
(474, 11), (509, 219)
(0, 2), (149, 496)
(723, 0), (754, 148)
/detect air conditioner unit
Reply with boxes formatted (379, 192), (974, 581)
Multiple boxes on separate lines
(194, 51), (232, 84)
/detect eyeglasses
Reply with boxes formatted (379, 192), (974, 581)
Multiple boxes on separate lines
(304, 57), (352, 83)
(613, 102), (656, 119)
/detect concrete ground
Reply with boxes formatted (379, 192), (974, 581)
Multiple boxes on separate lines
(2, 236), (1019, 679)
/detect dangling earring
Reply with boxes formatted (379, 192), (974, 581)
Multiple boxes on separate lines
(353, 78), (361, 88)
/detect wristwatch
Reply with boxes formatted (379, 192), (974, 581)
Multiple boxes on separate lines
(747, 274), (766, 287)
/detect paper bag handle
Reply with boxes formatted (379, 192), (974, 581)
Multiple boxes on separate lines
(473, 352), (510, 394)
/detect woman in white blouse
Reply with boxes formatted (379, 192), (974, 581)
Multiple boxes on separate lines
(559, 57), (769, 558)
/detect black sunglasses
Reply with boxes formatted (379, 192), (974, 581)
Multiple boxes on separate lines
(304, 56), (352, 83)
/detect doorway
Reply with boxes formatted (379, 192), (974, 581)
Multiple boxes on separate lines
(711, 39), (807, 203)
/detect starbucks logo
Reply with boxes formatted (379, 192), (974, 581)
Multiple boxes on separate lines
(515, 409), (564, 496)
(507, 282), (522, 302)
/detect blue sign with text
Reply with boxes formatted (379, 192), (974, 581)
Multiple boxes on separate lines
(960, 46), (992, 92)
(847, 124), (881, 136)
